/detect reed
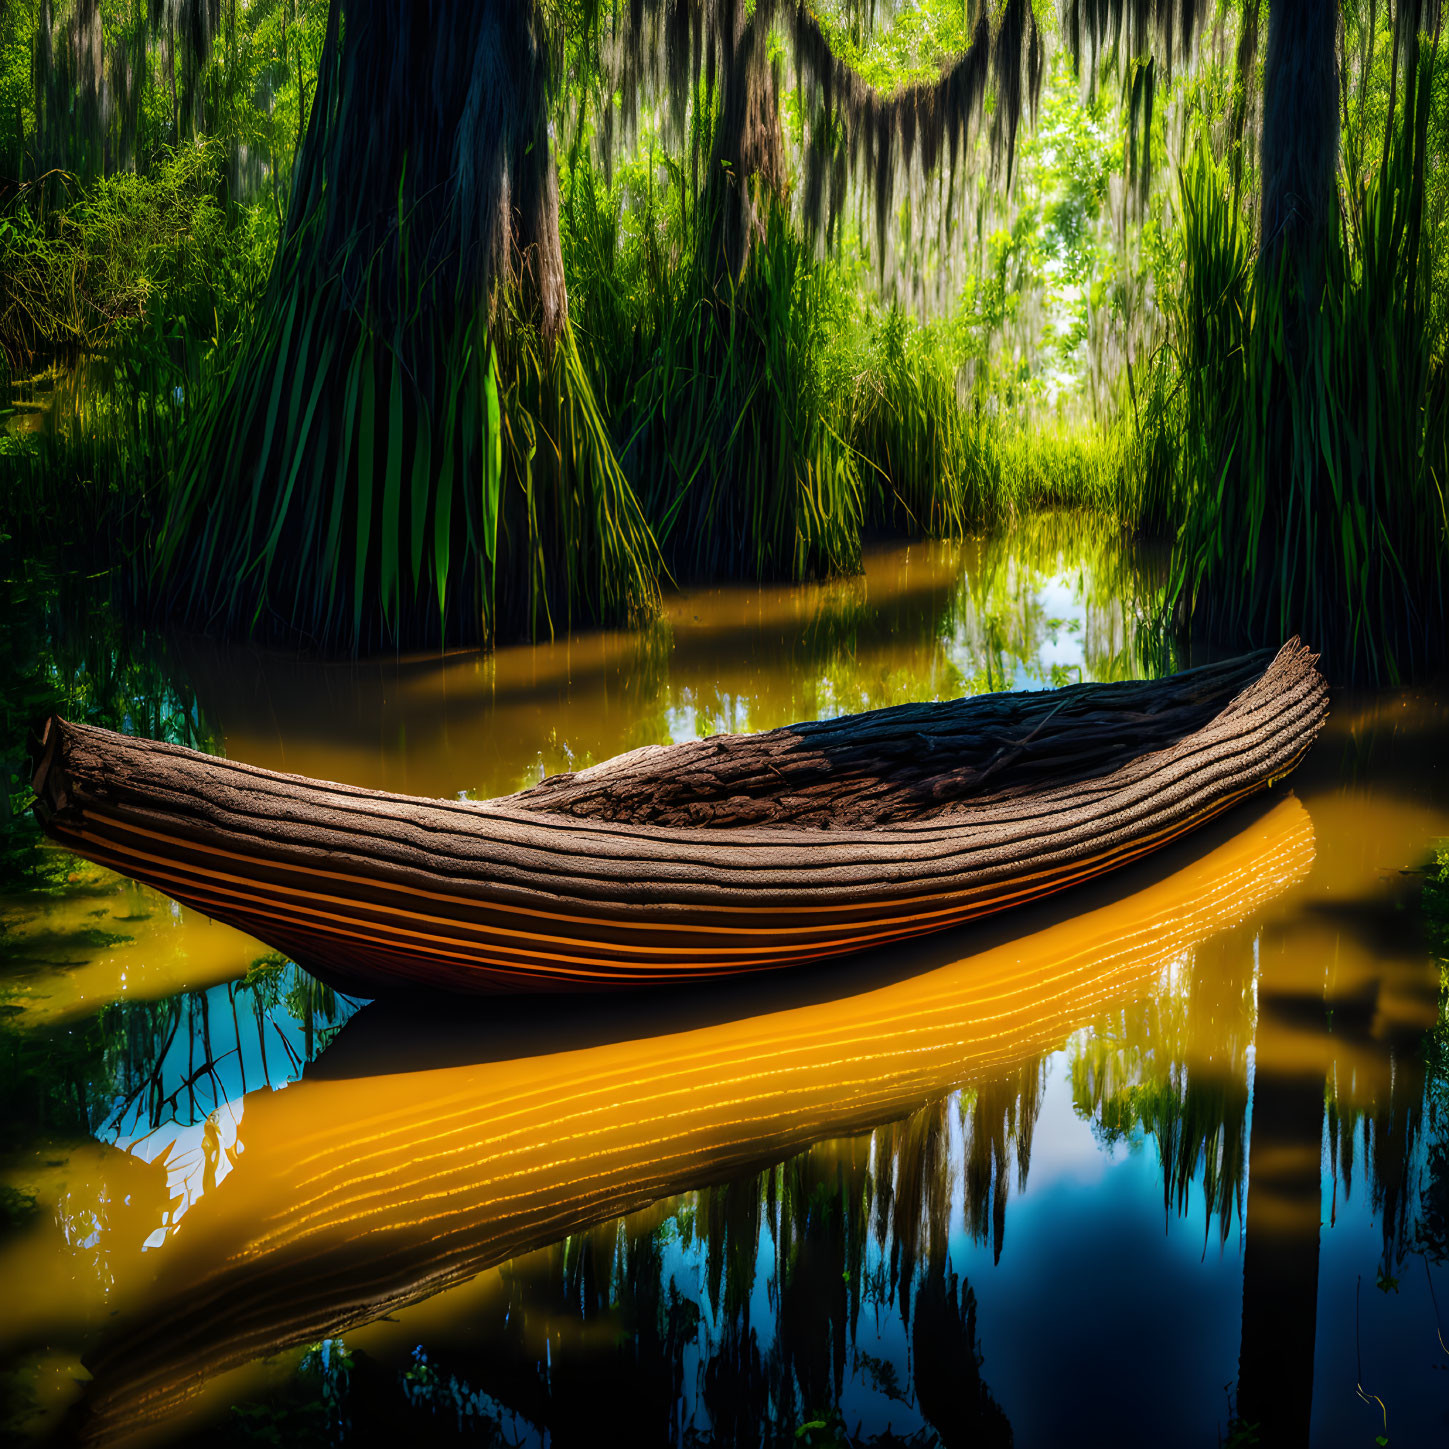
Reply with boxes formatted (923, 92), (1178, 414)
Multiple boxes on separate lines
(848, 305), (976, 537)
(148, 222), (661, 653)
(572, 174), (865, 583)
(0, 314), (189, 568)
(570, 159), (1137, 580)
(1159, 75), (1448, 683)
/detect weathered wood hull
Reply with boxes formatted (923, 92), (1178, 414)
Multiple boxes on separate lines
(30, 641), (1327, 995)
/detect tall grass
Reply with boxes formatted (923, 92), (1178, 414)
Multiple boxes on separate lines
(1153, 100), (1447, 682)
(569, 162), (1139, 583)
(571, 176), (865, 582)
(149, 245), (662, 653)
(6, 140), (1146, 662)
(849, 326), (1135, 533)
(849, 306), (976, 537)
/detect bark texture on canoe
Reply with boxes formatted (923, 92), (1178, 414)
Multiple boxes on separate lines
(29, 640), (1328, 994)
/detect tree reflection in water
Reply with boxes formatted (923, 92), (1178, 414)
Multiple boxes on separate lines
(335, 1104), (1021, 1449)
(4, 535), (1448, 1445)
(46, 796), (1311, 1445)
(1, 960), (361, 1259)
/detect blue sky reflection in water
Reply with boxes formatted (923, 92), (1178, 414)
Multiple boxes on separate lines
(1, 514), (1447, 1448)
(646, 1064), (1249, 1446)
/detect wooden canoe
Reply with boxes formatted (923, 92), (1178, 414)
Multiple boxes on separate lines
(29, 639), (1328, 995)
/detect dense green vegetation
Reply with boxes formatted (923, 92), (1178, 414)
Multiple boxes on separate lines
(0, 1), (1445, 679)
(1152, 8), (1449, 682)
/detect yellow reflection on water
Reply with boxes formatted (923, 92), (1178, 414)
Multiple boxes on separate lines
(174, 515), (1164, 800)
(5, 794), (1312, 1444)
(1, 860), (270, 1028)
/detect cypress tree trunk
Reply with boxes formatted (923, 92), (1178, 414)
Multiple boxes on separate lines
(701, 1), (786, 282)
(154, 0), (658, 653)
(1258, 0), (1340, 298)
(285, 0), (567, 346)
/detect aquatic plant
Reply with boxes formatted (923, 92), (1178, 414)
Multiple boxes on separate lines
(0, 0), (1444, 683)
(153, 283), (661, 651)
(848, 304), (976, 536)
(148, 2), (661, 652)
(571, 172), (865, 582)
(1160, 51), (1447, 682)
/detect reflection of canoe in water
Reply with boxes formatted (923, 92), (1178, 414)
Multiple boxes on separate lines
(33, 642), (1326, 995)
(75, 797), (1315, 1443)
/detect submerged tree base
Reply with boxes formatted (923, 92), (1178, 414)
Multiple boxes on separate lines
(141, 0), (659, 655)
(149, 280), (660, 653)
(1155, 128), (1447, 684)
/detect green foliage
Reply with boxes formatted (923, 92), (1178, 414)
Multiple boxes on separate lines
(1, 5), (1143, 656)
(0, 2), (33, 180)
(1155, 100), (1448, 681)
(0, 0), (322, 365)
(0, 304), (197, 594)
(570, 170), (865, 581)
(950, 52), (1129, 413)
(0, 0), (1442, 679)
(0, 0), (326, 192)
(1426, 843), (1449, 965)
(806, 0), (977, 91)
(849, 305), (976, 535)
(151, 244), (661, 650)
(567, 143), (1132, 584)
(208, 0), (331, 222)
(849, 308), (1134, 532)
(0, 141), (267, 367)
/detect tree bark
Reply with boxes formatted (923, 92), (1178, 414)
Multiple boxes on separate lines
(516, 649), (1300, 829)
(287, 0), (566, 340)
(702, 1), (786, 282)
(1259, 0), (1340, 299)
(32, 644), (1327, 994)
(150, 0), (626, 655)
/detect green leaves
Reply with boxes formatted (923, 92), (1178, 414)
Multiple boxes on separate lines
(149, 246), (661, 654)
(1160, 130), (1448, 684)
(481, 342), (502, 565)
(353, 345), (377, 644)
(380, 350), (404, 616)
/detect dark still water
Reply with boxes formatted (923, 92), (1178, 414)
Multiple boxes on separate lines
(1, 515), (1446, 1447)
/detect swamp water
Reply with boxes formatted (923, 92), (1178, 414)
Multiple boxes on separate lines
(1, 514), (1446, 1447)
